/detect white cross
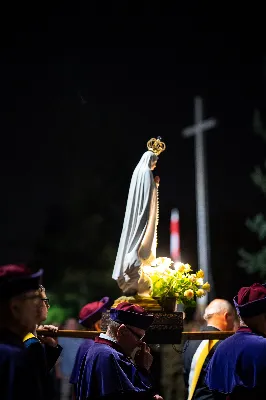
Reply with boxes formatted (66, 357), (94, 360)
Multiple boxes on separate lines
(182, 96), (217, 312)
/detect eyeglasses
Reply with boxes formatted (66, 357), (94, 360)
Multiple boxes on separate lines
(126, 326), (145, 341)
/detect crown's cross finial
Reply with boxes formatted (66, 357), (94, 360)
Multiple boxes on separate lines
(147, 137), (166, 156)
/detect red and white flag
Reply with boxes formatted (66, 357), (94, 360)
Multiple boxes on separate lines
(170, 208), (181, 262)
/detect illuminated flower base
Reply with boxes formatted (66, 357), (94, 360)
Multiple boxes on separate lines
(139, 257), (210, 309)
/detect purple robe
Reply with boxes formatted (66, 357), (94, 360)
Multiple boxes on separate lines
(205, 327), (266, 400)
(70, 339), (94, 384)
(0, 329), (43, 400)
(76, 336), (155, 400)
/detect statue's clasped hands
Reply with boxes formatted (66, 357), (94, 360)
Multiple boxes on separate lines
(154, 176), (160, 188)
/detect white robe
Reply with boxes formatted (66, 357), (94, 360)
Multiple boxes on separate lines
(112, 150), (158, 294)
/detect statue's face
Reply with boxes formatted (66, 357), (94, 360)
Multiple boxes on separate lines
(151, 160), (157, 170)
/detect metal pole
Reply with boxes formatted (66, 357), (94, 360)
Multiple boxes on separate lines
(195, 97), (210, 311)
(182, 96), (217, 314)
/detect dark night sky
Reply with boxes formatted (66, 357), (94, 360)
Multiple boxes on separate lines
(1, 6), (266, 300)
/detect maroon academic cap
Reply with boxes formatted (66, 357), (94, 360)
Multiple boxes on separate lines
(79, 297), (112, 327)
(109, 301), (154, 330)
(233, 283), (266, 318)
(0, 264), (43, 300)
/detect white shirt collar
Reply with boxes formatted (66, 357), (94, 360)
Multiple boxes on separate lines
(99, 332), (117, 343)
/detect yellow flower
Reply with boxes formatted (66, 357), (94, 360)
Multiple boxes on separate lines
(188, 274), (196, 283)
(202, 282), (210, 292)
(196, 277), (203, 286)
(184, 263), (192, 272)
(196, 289), (205, 297)
(196, 269), (204, 278)
(184, 289), (194, 299)
(175, 263), (185, 273)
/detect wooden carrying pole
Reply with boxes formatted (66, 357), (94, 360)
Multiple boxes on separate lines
(37, 329), (234, 341)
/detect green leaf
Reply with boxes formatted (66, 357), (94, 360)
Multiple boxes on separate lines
(250, 167), (266, 195)
(238, 247), (266, 276)
(246, 214), (266, 240)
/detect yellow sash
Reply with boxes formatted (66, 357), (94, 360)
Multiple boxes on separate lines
(188, 339), (219, 400)
(23, 332), (36, 342)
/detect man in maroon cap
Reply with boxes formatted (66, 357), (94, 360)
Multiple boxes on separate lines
(205, 283), (266, 400)
(70, 297), (112, 397)
(75, 301), (163, 400)
(0, 263), (44, 399)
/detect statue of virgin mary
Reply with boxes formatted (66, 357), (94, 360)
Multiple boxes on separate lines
(112, 137), (166, 296)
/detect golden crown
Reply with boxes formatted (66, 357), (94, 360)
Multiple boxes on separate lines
(147, 137), (166, 156)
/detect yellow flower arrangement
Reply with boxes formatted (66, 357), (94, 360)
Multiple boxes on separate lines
(140, 257), (210, 308)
